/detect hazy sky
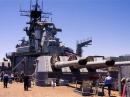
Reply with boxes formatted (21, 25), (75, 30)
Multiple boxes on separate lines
(0, 0), (130, 61)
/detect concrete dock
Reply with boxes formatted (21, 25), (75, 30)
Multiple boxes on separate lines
(0, 82), (120, 97)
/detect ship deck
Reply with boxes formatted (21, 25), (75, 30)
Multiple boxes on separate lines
(0, 82), (120, 97)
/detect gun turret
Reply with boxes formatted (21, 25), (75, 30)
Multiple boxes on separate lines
(53, 57), (130, 70)
(51, 55), (115, 69)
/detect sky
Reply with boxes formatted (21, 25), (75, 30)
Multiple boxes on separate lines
(0, 0), (130, 61)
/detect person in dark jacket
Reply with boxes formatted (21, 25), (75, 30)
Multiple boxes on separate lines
(3, 73), (9, 88)
(23, 75), (29, 91)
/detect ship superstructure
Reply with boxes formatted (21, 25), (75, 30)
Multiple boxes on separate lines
(19, 0), (75, 55)
(6, 0), (95, 86)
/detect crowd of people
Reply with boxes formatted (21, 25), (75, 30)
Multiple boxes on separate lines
(0, 71), (32, 91)
(0, 70), (129, 96)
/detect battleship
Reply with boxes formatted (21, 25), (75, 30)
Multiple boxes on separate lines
(5, 0), (111, 86)
(5, 0), (94, 85)
(3, 1), (130, 96)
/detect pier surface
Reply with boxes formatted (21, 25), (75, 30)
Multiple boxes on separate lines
(0, 82), (120, 97)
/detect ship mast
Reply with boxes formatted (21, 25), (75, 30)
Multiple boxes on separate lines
(20, 0), (50, 52)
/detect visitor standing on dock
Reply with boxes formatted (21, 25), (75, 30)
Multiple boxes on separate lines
(23, 75), (29, 91)
(0, 71), (4, 81)
(104, 73), (113, 97)
(3, 72), (9, 88)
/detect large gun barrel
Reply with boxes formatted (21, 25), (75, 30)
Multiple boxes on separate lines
(115, 61), (130, 66)
(86, 60), (130, 67)
(53, 55), (130, 69)
(83, 60), (130, 69)
(85, 60), (115, 69)
(54, 58), (87, 68)
(54, 57), (114, 69)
